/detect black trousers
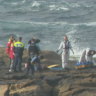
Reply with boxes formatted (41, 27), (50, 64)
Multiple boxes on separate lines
(26, 64), (34, 75)
(13, 55), (22, 71)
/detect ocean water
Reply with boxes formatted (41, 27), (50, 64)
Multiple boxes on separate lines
(0, 0), (96, 56)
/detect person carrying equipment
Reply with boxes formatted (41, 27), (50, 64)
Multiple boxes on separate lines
(13, 37), (24, 72)
(57, 35), (74, 69)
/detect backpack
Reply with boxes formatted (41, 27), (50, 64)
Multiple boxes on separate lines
(28, 43), (39, 54)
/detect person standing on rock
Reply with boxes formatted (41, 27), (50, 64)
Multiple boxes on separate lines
(57, 35), (74, 69)
(13, 37), (24, 72)
(8, 39), (15, 72)
(6, 36), (16, 72)
(27, 38), (41, 71)
(6, 35), (14, 65)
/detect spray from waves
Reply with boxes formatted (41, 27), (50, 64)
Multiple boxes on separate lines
(66, 29), (83, 56)
(66, 22), (96, 57)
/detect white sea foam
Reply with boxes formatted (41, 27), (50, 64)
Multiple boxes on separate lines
(65, 28), (83, 57)
(49, 5), (55, 10)
(70, 3), (80, 8)
(31, 1), (40, 7)
(66, 29), (77, 36)
(49, 4), (69, 11)
(21, 0), (26, 4)
(0, 20), (68, 26)
(71, 22), (96, 27)
(63, 1), (80, 8)
(11, 2), (18, 5)
(2, 19), (96, 27)
(10, 0), (26, 5)
(57, 7), (69, 11)
(84, 22), (96, 26)
(4, 1), (25, 6)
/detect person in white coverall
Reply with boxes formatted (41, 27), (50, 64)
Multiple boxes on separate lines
(57, 35), (74, 69)
(79, 48), (96, 64)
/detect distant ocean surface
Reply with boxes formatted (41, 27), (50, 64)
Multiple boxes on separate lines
(0, 0), (96, 56)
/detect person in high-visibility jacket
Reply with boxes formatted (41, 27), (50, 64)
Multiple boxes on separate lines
(13, 37), (24, 72)
(57, 35), (74, 69)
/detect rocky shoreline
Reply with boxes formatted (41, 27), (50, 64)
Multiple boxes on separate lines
(0, 48), (96, 96)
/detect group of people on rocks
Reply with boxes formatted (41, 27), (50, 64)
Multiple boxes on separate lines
(6, 35), (42, 76)
(6, 36), (24, 72)
(6, 35), (96, 74)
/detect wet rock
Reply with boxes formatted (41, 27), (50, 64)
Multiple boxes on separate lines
(0, 48), (96, 96)
(0, 85), (9, 96)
